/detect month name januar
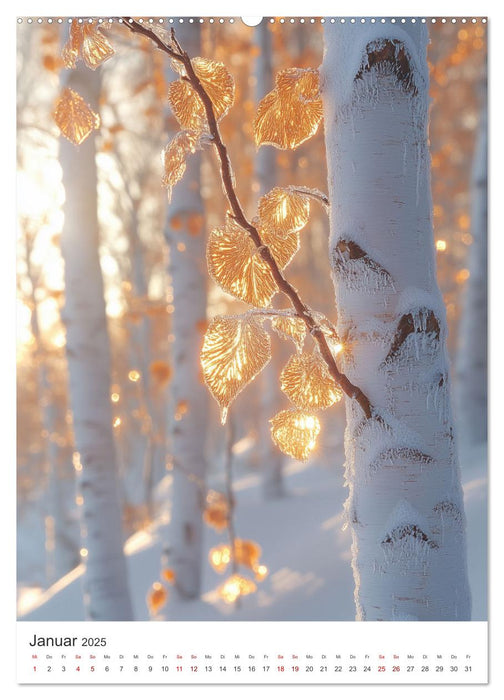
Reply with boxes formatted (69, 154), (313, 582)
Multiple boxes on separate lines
(29, 635), (77, 647)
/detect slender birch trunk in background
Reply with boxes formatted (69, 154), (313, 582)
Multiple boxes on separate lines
(456, 97), (487, 447)
(60, 63), (133, 620)
(254, 21), (285, 499)
(163, 22), (209, 599)
(322, 22), (471, 620)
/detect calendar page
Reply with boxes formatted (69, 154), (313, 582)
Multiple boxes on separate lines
(15, 4), (489, 689)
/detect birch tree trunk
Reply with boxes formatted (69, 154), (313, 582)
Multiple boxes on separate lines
(60, 63), (133, 620)
(254, 22), (285, 498)
(456, 97), (487, 446)
(164, 22), (208, 599)
(322, 22), (471, 620)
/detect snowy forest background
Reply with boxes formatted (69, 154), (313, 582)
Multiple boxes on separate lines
(16, 18), (487, 622)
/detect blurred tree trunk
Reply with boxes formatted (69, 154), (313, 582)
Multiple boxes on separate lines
(59, 63), (133, 620)
(456, 93), (487, 446)
(322, 22), (471, 620)
(163, 22), (208, 599)
(254, 21), (285, 499)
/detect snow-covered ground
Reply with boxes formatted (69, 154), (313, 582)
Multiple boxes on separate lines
(18, 441), (487, 622)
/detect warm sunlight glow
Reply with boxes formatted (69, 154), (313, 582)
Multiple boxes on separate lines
(436, 239), (447, 251)
(128, 370), (141, 382)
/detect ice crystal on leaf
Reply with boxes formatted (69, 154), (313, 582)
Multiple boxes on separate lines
(280, 352), (343, 410)
(54, 88), (100, 145)
(201, 315), (271, 423)
(254, 68), (323, 150)
(258, 186), (310, 238)
(270, 409), (321, 461)
(168, 57), (235, 133)
(271, 315), (306, 352)
(62, 22), (115, 70)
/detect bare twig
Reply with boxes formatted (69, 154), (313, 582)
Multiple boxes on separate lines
(122, 19), (374, 420)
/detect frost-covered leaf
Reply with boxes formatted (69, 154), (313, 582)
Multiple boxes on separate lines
(168, 57), (235, 132)
(168, 80), (205, 132)
(271, 315), (306, 352)
(234, 539), (261, 569)
(54, 88), (100, 145)
(146, 582), (167, 614)
(254, 68), (323, 150)
(161, 129), (199, 200)
(258, 187), (310, 238)
(270, 409), (320, 461)
(255, 218), (300, 269)
(201, 315), (271, 423)
(218, 574), (257, 604)
(280, 351), (343, 410)
(61, 22), (115, 70)
(207, 219), (278, 307)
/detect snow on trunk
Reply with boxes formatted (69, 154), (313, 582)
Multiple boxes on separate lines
(456, 97), (487, 447)
(163, 22), (209, 599)
(322, 22), (471, 620)
(60, 64), (133, 620)
(254, 21), (285, 499)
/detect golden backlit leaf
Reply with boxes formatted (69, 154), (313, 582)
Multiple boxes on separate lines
(234, 539), (261, 569)
(209, 544), (231, 573)
(147, 582), (167, 614)
(258, 187), (310, 238)
(192, 57), (235, 119)
(201, 315), (271, 423)
(218, 574), (257, 604)
(271, 315), (306, 352)
(254, 68), (323, 150)
(270, 409), (321, 461)
(168, 58), (234, 132)
(81, 24), (115, 70)
(207, 219), (278, 307)
(54, 88), (100, 145)
(280, 352), (343, 410)
(168, 80), (205, 132)
(61, 22), (114, 70)
(255, 218), (300, 270)
(162, 129), (199, 200)
(203, 491), (229, 531)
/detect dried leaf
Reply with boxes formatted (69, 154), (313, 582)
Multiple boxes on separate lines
(61, 22), (114, 70)
(254, 68), (323, 150)
(280, 352), (343, 410)
(218, 574), (257, 604)
(234, 539), (261, 569)
(270, 409), (321, 461)
(147, 582), (167, 614)
(258, 187), (310, 238)
(201, 315), (271, 423)
(207, 219), (278, 308)
(271, 315), (306, 352)
(54, 88), (100, 145)
(209, 544), (231, 573)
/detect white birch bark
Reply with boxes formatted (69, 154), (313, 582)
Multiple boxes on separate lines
(254, 22), (285, 499)
(456, 98), (487, 446)
(164, 22), (208, 599)
(322, 22), (471, 620)
(60, 64), (133, 620)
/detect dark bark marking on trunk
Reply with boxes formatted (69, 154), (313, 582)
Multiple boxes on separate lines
(332, 238), (393, 292)
(382, 524), (439, 549)
(383, 308), (440, 365)
(356, 39), (418, 95)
